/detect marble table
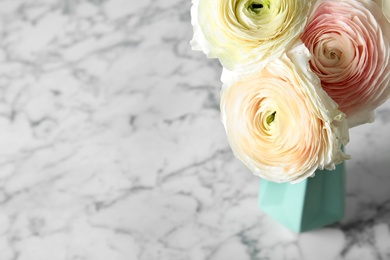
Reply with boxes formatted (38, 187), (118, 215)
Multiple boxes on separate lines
(0, 0), (389, 259)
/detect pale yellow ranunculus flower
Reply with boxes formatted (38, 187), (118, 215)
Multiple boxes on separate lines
(191, 0), (314, 74)
(220, 44), (350, 183)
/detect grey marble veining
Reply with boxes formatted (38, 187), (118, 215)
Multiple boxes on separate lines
(0, 0), (389, 259)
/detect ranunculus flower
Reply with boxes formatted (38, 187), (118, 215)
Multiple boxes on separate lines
(190, 0), (314, 74)
(301, 0), (390, 127)
(220, 44), (350, 183)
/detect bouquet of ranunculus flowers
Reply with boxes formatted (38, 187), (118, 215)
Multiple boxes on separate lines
(191, 0), (390, 184)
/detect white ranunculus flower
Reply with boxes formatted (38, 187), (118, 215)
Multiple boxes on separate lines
(190, 0), (315, 75)
(220, 43), (350, 183)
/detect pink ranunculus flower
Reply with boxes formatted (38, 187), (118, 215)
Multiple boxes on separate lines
(374, 0), (390, 20)
(220, 43), (350, 183)
(301, 0), (390, 127)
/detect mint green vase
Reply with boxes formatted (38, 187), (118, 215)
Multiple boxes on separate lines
(258, 162), (345, 233)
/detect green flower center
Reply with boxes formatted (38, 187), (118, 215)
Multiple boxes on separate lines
(249, 3), (263, 13)
(266, 111), (276, 125)
(236, 0), (275, 32)
(246, 0), (270, 14)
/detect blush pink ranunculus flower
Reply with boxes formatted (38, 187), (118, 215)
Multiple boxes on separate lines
(220, 43), (350, 183)
(301, 0), (390, 127)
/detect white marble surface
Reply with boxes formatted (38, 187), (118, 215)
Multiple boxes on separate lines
(0, 0), (389, 259)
